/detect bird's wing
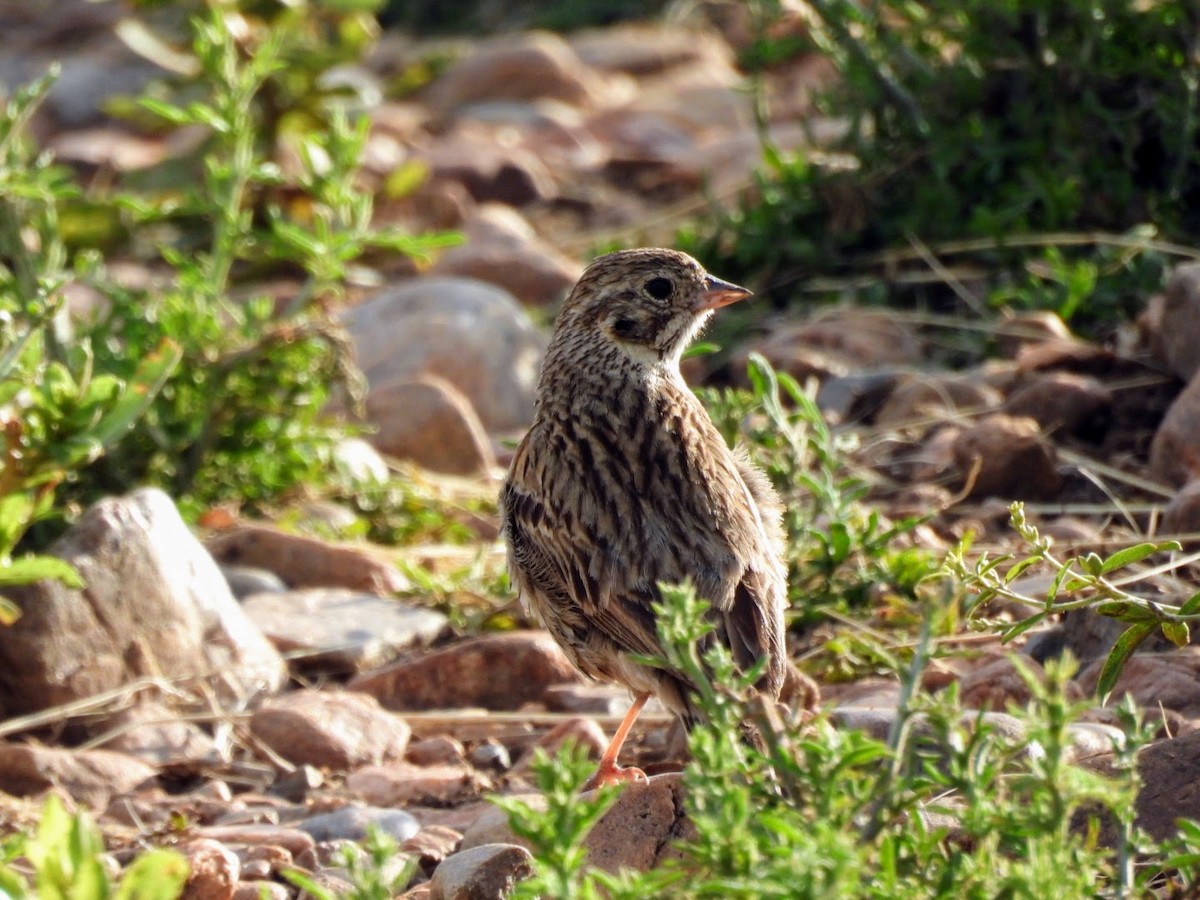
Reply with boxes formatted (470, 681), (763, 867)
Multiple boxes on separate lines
(503, 434), (665, 662)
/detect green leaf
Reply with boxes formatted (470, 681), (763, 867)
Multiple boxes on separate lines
(0, 556), (82, 589)
(1162, 620), (1190, 648)
(1099, 541), (1178, 574)
(86, 339), (181, 450)
(1095, 622), (1156, 698)
(113, 849), (190, 900)
(1180, 590), (1200, 617)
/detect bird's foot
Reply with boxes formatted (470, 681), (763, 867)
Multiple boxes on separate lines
(582, 761), (648, 792)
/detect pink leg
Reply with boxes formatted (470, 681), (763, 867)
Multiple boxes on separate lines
(582, 691), (652, 791)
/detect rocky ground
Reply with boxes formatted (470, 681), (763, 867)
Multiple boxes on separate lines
(6, 3), (1200, 899)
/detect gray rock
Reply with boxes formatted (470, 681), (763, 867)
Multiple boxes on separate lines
(340, 276), (545, 434)
(242, 588), (446, 674)
(297, 805), (421, 843)
(0, 488), (284, 718)
(222, 565), (288, 600)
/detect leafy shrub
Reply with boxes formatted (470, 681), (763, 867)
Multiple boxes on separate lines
(687, 0), (1197, 329)
(0, 73), (179, 599)
(500, 583), (1173, 898)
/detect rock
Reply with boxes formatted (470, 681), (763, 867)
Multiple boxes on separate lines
(403, 825), (463, 873)
(1159, 263), (1200, 380)
(232, 883), (288, 900)
(875, 374), (1002, 428)
(816, 371), (903, 424)
(425, 32), (615, 111)
(242, 588), (447, 674)
(407, 736), (467, 767)
(1028, 608), (1173, 665)
(1015, 337), (1119, 376)
(543, 684), (639, 716)
(1076, 654), (1200, 718)
(0, 488), (284, 717)
(1003, 372), (1113, 438)
(95, 701), (220, 769)
(205, 525), (407, 595)
(346, 763), (487, 806)
(332, 437), (391, 485)
(744, 309), (923, 386)
(430, 205), (583, 307)
(179, 839), (239, 900)
(460, 774), (690, 872)
(994, 311), (1073, 358)
(340, 276), (545, 434)
(348, 631), (580, 711)
(467, 740), (511, 773)
(366, 375), (496, 475)
(1163, 479), (1200, 536)
(221, 565), (287, 600)
(1130, 729), (1200, 839)
(428, 843), (534, 900)
(511, 718), (608, 777)
(195, 825), (316, 858)
(951, 414), (1063, 500)
(267, 765), (323, 803)
(957, 653), (1083, 711)
(569, 23), (735, 78)
(0, 744), (155, 807)
(420, 126), (556, 206)
(250, 691), (410, 770)
(297, 805), (421, 843)
(1150, 372), (1200, 487)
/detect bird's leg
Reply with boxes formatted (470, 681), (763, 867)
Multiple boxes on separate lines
(582, 691), (652, 791)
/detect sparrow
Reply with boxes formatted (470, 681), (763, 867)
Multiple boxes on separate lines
(501, 247), (789, 787)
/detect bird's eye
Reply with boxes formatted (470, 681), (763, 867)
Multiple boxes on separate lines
(612, 317), (638, 337)
(644, 277), (674, 300)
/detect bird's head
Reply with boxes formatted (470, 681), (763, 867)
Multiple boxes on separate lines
(553, 248), (752, 372)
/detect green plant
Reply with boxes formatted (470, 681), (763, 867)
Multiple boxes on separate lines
(283, 825), (416, 899)
(499, 581), (1169, 897)
(699, 355), (940, 629)
(46, 6), (457, 519)
(0, 795), (188, 899)
(0, 72), (180, 599)
(949, 501), (1188, 696)
(686, 0), (1194, 331)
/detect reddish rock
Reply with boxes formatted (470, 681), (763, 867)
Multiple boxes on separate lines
(1003, 372), (1112, 436)
(1159, 263), (1200, 380)
(461, 773), (691, 873)
(179, 839), (239, 900)
(1077, 654), (1200, 718)
(420, 127), (556, 207)
(425, 32), (615, 110)
(958, 653), (1082, 711)
(951, 414), (1062, 500)
(0, 744), (155, 807)
(407, 735), (467, 767)
(994, 311), (1073, 358)
(205, 525), (407, 595)
(1150, 373), (1200, 487)
(366, 375), (496, 475)
(402, 825), (464, 873)
(346, 763), (487, 806)
(875, 374), (1002, 428)
(747, 309), (924, 385)
(430, 205), (582, 306)
(428, 843), (534, 900)
(195, 825), (316, 858)
(1163, 479), (1200, 537)
(250, 691), (410, 770)
(348, 631), (580, 711)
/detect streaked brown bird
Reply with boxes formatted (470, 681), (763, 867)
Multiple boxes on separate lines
(501, 247), (789, 787)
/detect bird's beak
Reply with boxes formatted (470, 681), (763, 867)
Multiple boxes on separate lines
(693, 275), (752, 312)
